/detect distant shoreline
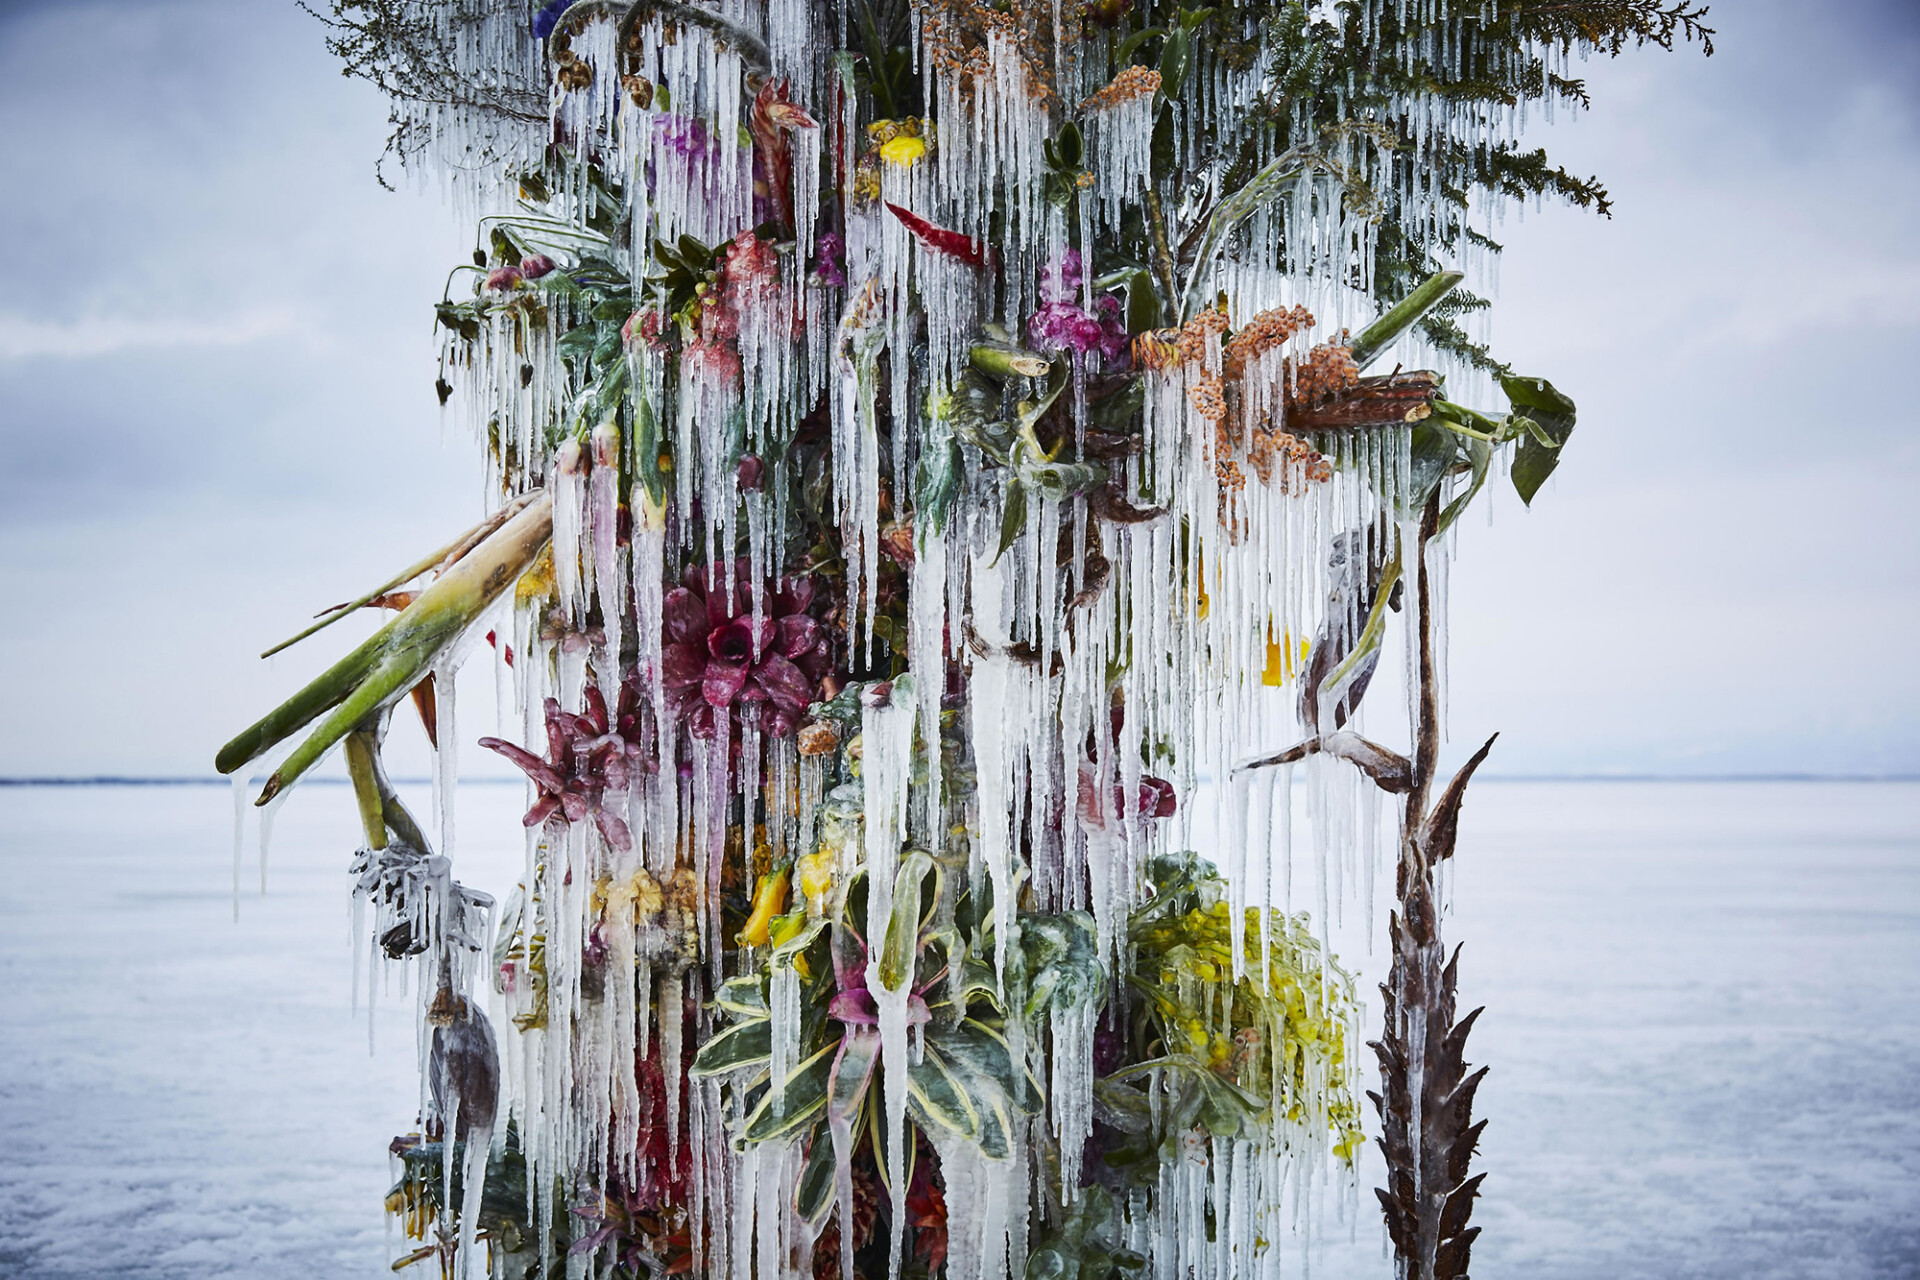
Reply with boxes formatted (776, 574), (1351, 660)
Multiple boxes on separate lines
(4, 774), (1915, 787)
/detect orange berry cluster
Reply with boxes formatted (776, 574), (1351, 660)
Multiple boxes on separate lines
(1187, 374), (1228, 423)
(1294, 341), (1360, 404)
(1223, 305), (1315, 379)
(1081, 65), (1161, 112)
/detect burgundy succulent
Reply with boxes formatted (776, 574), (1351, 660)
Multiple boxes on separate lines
(479, 677), (653, 849)
(661, 562), (834, 739)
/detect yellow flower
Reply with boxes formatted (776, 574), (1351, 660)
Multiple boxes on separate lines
(796, 851), (835, 911)
(1261, 631), (1310, 687)
(879, 135), (927, 167)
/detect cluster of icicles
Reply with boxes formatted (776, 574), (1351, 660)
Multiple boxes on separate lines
(275, 2), (1548, 1279)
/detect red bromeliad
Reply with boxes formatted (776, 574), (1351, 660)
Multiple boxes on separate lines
(661, 562), (836, 740)
(478, 678), (653, 850)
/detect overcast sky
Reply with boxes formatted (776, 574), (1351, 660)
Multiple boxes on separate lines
(0, 0), (1914, 779)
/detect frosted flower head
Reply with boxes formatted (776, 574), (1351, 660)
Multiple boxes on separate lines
(1027, 292), (1128, 364)
(519, 254), (556, 280)
(622, 308), (666, 351)
(879, 135), (927, 167)
(660, 562), (836, 739)
(485, 265), (524, 291)
(1041, 248), (1084, 302)
(811, 233), (846, 287)
(654, 114), (715, 162)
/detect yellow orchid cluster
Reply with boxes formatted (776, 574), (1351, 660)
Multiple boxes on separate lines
(850, 117), (933, 202)
(1132, 891), (1366, 1162)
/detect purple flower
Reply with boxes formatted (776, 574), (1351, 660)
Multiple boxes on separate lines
(1041, 248), (1084, 302)
(485, 264), (524, 292)
(533, 0), (578, 40)
(1026, 297), (1129, 364)
(478, 680), (654, 850)
(812, 232), (846, 287)
(520, 254), (556, 280)
(654, 114), (715, 162)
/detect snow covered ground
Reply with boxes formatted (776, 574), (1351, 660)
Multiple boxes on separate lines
(0, 780), (1915, 1278)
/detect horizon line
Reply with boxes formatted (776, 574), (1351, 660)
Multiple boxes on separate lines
(2, 773), (1916, 787)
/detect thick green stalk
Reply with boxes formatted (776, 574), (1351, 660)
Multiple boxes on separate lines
(260, 491), (540, 659)
(344, 730), (390, 850)
(1349, 271), (1465, 371)
(218, 493), (553, 802)
(970, 343), (1052, 380)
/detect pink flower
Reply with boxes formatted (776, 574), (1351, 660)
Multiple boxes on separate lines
(478, 679), (654, 850)
(1041, 248), (1085, 302)
(1026, 297), (1128, 363)
(622, 309), (667, 352)
(485, 265), (524, 291)
(520, 254), (557, 280)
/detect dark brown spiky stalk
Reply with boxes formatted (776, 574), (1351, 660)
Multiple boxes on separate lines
(1368, 491), (1497, 1280)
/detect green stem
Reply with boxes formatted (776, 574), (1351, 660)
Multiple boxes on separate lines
(969, 343), (1052, 381)
(344, 730), (389, 851)
(1349, 271), (1464, 371)
(220, 493), (553, 801)
(258, 492), (538, 660)
(1143, 185), (1179, 316)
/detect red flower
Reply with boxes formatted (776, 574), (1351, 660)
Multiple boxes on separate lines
(478, 677), (654, 848)
(660, 562), (834, 739)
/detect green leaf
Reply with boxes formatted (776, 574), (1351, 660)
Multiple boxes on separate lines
(691, 1017), (773, 1077)
(1123, 268), (1162, 334)
(1501, 374), (1576, 506)
(1157, 29), (1191, 100)
(1115, 26), (1165, 63)
(1407, 420), (1459, 514)
(828, 1027), (882, 1123)
(1178, 148), (1316, 321)
(915, 394), (964, 539)
(1433, 435), (1492, 538)
(907, 1044), (981, 1139)
(994, 477), (1028, 565)
(1054, 121), (1084, 169)
(716, 975), (769, 1017)
(795, 1125), (838, 1226)
(634, 396), (666, 505)
(742, 1043), (835, 1142)
(879, 851), (936, 992)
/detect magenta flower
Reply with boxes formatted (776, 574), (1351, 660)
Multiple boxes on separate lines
(485, 264), (524, 291)
(520, 254), (557, 280)
(812, 232), (846, 287)
(479, 678), (653, 849)
(1027, 294), (1129, 363)
(1027, 250), (1129, 364)
(660, 562), (834, 739)
(1041, 248), (1084, 302)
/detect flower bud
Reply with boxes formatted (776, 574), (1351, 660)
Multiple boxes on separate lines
(485, 265), (523, 291)
(735, 453), (765, 491)
(519, 254), (556, 280)
(591, 422), (620, 468)
(556, 437), (588, 476)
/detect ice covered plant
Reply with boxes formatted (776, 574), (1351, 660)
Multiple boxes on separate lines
(228, 3), (1710, 1277)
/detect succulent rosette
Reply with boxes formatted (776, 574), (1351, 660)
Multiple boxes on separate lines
(661, 561), (835, 739)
